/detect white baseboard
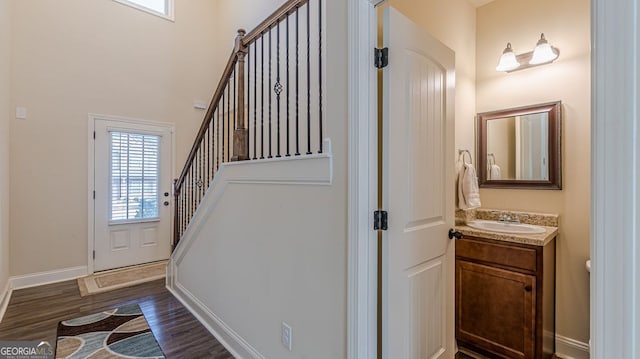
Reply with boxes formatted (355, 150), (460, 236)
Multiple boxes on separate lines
(10, 266), (88, 290)
(555, 334), (590, 359)
(0, 281), (11, 323)
(167, 281), (264, 359)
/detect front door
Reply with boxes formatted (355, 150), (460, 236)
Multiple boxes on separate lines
(382, 7), (456, 358)
(93, 117), (173, 272)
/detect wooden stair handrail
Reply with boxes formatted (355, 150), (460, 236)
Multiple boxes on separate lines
(175, 0), (310, 193)
(242, 0), (309, 46)
(175, 48), (238, 191)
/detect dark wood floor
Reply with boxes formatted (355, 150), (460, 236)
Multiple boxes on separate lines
(0, 279), (234, 359)
(455, 352), (476, 359)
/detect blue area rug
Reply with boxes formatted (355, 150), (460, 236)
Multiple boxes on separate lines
(55, 304), (165, 359)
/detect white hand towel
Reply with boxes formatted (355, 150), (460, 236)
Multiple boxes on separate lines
(458, 163), (481, 210)
(489, 164), (502, 180)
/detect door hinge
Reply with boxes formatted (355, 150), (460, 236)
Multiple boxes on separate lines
(93, 190), (95, 199)
(374, 47), (389, 69)
(93, 131), (96, 139)
(374, 210), (388, 231)
(92, 250), (95, 259)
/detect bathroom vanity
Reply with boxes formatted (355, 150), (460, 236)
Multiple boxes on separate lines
(455, 210), (557, 359)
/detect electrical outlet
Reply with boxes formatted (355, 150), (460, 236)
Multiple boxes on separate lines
(281, 322), (292, 351)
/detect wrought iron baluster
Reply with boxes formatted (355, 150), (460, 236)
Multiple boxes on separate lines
(204, 130), (208, 189)
(186, 174), (189, 226)
(176, 187), (180, 238)
(318, 0), (323, 154)
(254, 43), (258, 160)
(178, 189), (181, 237)
(227, 74), (231, 162)
(275, 21), (282, 158)
(199, 144), (203, 200)
(268, 29), (273, 158)
(217, 105), (220, 171)
(233, 69), (237, 132)
(207, 117), (211, 185)
(222, 91), (226, 165)
(306, 2), (311, 155)
(210, 115), (214, 180)
(189, 167), (193, 224)
(261, 35), (265, 159)
(199, 148), (203, 202)
(190, 169), (193, 222)
(286, 15), (291, 157)
(295, 8), (300, 156)
(181, 190), (185, 236)
(247, 46), (251, 160)
(195, 151), (199, 205)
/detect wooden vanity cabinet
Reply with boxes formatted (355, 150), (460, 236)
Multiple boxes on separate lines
(455, 235), (556, 359)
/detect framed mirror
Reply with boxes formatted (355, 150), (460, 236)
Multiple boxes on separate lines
(477, 101), (562, 189)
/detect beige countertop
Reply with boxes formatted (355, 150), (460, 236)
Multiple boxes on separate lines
(455, 224), (558, 246)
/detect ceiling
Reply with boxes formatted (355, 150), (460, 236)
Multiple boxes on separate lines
(467, 0), (496, 8)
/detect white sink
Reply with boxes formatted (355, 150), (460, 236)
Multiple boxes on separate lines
(466, 220), (546, 234)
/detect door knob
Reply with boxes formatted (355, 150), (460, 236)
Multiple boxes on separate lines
(524, 285), (533, 292)
(448, 229), (463, 240)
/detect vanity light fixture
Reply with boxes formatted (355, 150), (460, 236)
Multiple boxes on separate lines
(495, 43), (520, 72)
(496, 33), (560, 73)
(530, 33), (559, 64)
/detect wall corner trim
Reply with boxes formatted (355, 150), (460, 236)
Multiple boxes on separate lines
(9, 266), (88, 290)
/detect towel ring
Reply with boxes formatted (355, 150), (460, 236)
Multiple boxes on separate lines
(458, 149), (473, 165)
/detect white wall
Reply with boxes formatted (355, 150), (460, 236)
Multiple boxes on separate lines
(476, 0), (591, 348)
(171, 0), (349, 357)
(172, 155), (343, 358)
(0, 0), (11, 296)
(9, 0), (219, 276)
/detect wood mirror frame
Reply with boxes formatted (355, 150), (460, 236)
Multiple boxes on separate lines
(477, 101), (562, 189)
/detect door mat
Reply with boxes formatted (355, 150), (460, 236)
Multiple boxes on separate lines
(77, 261), (167, 297)
(56, 303), (165, 358)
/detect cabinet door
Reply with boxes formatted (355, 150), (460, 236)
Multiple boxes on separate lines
(456, 260), (536, 358)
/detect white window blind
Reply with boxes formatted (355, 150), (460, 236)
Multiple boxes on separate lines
(110, 132), (160, 222)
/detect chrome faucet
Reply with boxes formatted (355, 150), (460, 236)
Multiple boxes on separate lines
(498, 212), (520, 223)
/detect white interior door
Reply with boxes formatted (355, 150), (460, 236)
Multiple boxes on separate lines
(93, 118), (173, 272)
(382, 7), (455, 359)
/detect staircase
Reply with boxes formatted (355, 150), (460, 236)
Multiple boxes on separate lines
(173, 0), (325, 248)
(166, 2), (336, 357)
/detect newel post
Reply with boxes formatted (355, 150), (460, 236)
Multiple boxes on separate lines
(232, 29), (249, 161)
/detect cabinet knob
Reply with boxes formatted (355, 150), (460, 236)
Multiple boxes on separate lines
(524, 285), (532, 292)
